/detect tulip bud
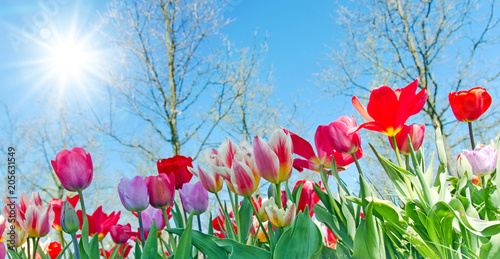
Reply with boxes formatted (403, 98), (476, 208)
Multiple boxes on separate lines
(461, 146), (498, 176)
(389, 124), (425, 155)
(118, 176), (149, 212)
(61, 200), (80, 234)
(110, 224), (131, 244)
(179, 182), (209, 215)
(264, 198), (296, 228)
(323, 116), (362, 154)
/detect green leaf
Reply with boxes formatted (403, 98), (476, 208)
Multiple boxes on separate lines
(480, 233), (500, 258)
(55, 240), (74, 259)
(238, 197), (253, 243)
(142, 221), (158, 259)
(168, 228), (229, 258)
(214, 239), (271, 259)
(134, 238), (142, 259)
(435, 126), (448, 166)
(7, 249), (23, 259)
(315, 205), (353, 249)
(79, 237), (90, 259)
(175, 210), (194, 259)
(172, 201), (185, 229)
(352, 202), (385, 259)
(88, 234), (100, 259)
(208, 213), (214, 236)
(81, 216), (90, 255)
(274, 208), (323, 259)
(108, 243), (122, 259)
(36, 244), (48, 259)
(291, 181), (304, 205)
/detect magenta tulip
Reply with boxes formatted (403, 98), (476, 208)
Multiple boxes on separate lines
(145, 174), (175, 209)
(110, 224), (131, 244)
(179, 182), (209, 215)
(51, 147), (93, 192)
(253, 129), (294, 184)
(461, 146), (498, 176)
(389, 124), (425, 155)
(323, 116), (362, 154)
(118, 176), (149, 212)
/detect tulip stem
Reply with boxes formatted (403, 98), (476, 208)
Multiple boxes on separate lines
(100, 240), (108, 259)
(71, 233), (81, 259)
(351, 153), (363, 176)
(468, 122), (476, 149)
(234, 194), (241, 243)
(214, 193), (237, 240)
(161, 207), (176, 255)
(77, 191), (88, 223)
(319, 165), (346, 226)
(197, 214), (203, 233)
(246, 197), (273, 251)
(404, 155), (411, 171)
(27, 237), (31, 259)
(391, 136), (416, 200)
(33, 237), (39, 259)
(275, 183), (282, 209)
(137, 213), (146, 249)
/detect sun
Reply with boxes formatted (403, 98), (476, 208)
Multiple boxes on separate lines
(50, 39), (92, 82)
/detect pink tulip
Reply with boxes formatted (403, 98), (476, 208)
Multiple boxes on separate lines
(51, 147), (93, 192)
(225, 159), (261, 197)
(0, 242), (5, 259)
(110, 224), (131, 244)
(286, 126), (363, 172)
(188, 164), (223, 193)
(389, 124), (425, 155)
(118, 176), (149, 212)
(145, 174), (176, 209)
(179, 182), (209, 215)
(253, 129), (294, 184)
(323, 116), (362, 154)
(293, 180), (321, 215)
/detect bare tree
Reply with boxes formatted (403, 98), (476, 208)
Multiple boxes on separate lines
(97, 0), (270, 161)
(317, 0), (500, 175)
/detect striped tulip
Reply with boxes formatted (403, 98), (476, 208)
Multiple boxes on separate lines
(253, 129), (294, 184)
(264, 198), (296, 228)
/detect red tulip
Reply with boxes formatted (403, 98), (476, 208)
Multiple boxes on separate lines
(145, 174), (176, 209)
(293, 180), (321, 216)
(47, 242), (62, 259)
(321, 225), (337, 249)
(157, 155), (193, 189)
(449, 87), (492, 122)
(77, 206), (121, 241)
(110, 224), (131, 244)
(51, 147), (93, 192)
(100, 243), (131, 258)
(50, 195), (79, 231)
(211, 208), (237, 238)
(389, 124), (425, 155)
(352, 79), (428, 137)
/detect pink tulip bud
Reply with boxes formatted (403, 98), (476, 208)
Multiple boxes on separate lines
(145, 174), (176, 209)
(253, 129), (294, 184)
(389, 124), (425, 155)
(323, 116), (362, 154)
(179, 182), (209, 215)
(51, 147), (93, 192)
(461, 146), (498, 176)
(110, 224), (131, 244)
(118, 176), (149, 212)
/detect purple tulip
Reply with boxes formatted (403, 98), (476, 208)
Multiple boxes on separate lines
(51, 147), (93, 192)
(461, 146), (498, 176)
(118, 176), (149, 212)
(179, 182), (209, 215)
(140, 206), (165, 232)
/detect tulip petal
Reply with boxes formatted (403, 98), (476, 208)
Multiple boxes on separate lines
(352, 96), (374, 121)
(293, 158), (318, 172)
(287, 129), (317, 162)
(267, 129), (294, 182)
(315, 125), (334, 164)
(366, 86), (399, 132)
(231, 160), (257, 197)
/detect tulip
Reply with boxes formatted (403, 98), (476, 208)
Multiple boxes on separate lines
(211, 208), (237, 238)
(461, 146), (498, 176)
(61, 200), (79, 234)
(157, 155), (194, 189)
(323, 116), (362, 154)
(51, 147), (93, 192)
(76, 206), (120, 241)
(100, 243), (132, 258)
(253, 129), (294, 184)
(188, 164), (223, 193)
(264, 198), (296, 228)
(3, 222), (28, 247)
(47, 242), (62, 259)
(321, 225), (337, 249)
(18, 196), (53, 238)
(293, 180), (321, 216)
(0, 216), (5, 242)
(50, 195), (79, 231)
(389, 124), (425, 155)
(352, 79), (428, 137)
(138, 206), (165, 232)
(252, 218), (269, 242)
(449, 87), (492, 122)
(145, 174), (176, 209)
(110, 224), (131, 244)
(179, 182), (209, 215)
(118, 176), (149, 212)
(251, 197), (268, 222)
(19, 191), (42, 214)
